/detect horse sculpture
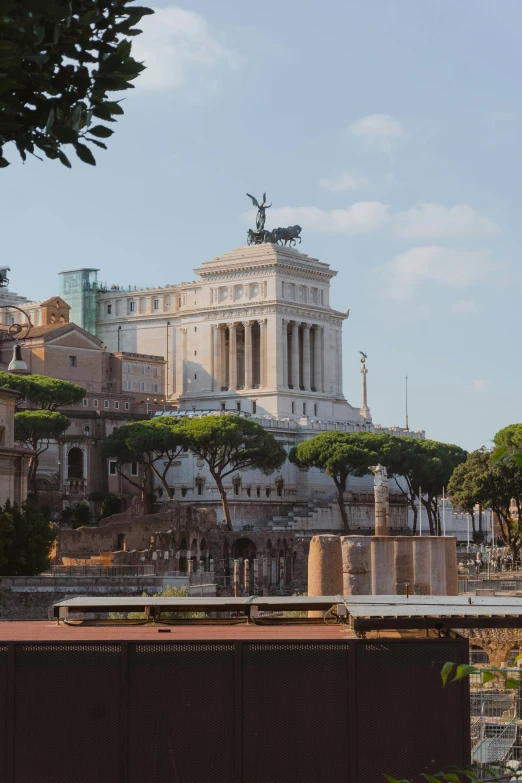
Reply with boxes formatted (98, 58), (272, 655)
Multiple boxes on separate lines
(247, 224), (302, 247)
(270, 225), (302, 246)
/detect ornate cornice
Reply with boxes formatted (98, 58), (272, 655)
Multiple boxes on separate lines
(201, 302), (347, 324)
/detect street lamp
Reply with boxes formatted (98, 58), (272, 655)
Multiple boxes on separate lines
(0, 304), (33, 374)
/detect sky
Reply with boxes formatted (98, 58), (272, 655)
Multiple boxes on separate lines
(2, 0), (521, 451)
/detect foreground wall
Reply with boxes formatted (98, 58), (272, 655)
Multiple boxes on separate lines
(0, 636), (470, 783)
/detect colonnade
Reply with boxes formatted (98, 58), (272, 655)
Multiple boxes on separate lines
(212, 320), (267, 390)
(283, 319), (323, 392)
(210, 318), (324, 392)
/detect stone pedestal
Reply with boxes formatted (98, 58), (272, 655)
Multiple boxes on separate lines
(429, 538), (447, 595)
(394, 538), (414, 595)
(341, 536), (371, 595)
(308, 534), (342, 616)
(412, 539), (431, 595)
(444, 537), (458, 595)
(371, 537), (395, 594)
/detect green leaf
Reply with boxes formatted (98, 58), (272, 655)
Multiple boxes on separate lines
(88, 125), (113, 138)
(0, 156), (10, 168)
(45, 108), (55, 135)
(58, 151), (71, 168)
(442, 775), (459, 782)
(513, 652), (522, 665)
(481, 669), (496, 685)
(505, 675), (520, 689)
(452, 664), (478, 682)
(441, 662), (454, 686)
(24, 53), (50, 64)
(422, 777), (441, 783)
(73, 142), (96, 166)
(102, 101), (124, 115)
(88, 139), (107, 149)
(71, 104), (82, 132)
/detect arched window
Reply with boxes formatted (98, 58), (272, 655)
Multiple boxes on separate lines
(83, 425), (90, 437)
(67, 447), (83, 479)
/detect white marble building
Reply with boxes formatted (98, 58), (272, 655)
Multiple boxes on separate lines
(91, 243), (424, 529)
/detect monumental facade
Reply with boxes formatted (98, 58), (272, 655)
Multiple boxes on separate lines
(0, 231), (424, 529)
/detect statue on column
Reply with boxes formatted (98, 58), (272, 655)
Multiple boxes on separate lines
(369, 464), (390, 536)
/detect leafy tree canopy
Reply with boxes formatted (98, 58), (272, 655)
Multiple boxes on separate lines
(448, 448), (522, 559)
(102, 417), (188, 504)
(0, 500), (56, 576)
(181, 415), (287, 531)
(14, 409), (70, 496)
(493, 423), (522, 468)
(0, 0), (152, 168)
(289, 431), (396, 530)
(0, 371), (85, 409)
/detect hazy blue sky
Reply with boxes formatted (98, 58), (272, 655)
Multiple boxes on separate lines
(2, 0), (520, 450)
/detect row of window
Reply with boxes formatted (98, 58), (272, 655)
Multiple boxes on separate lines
(109, 461), (138, 476)
(123, 363), (159, 376)
(123, 380), (160, 393)
(106, 298), (167, 316)
(82, 398), (130, 411)
(291, 402), (318, 416)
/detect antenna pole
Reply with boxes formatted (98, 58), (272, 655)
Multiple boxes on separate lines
(405, 374), (409, 430)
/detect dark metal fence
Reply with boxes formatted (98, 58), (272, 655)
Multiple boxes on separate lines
(0, 638), (469, 783)
(459, 578), (522, 594)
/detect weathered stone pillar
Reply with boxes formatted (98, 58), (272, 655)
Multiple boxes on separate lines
(282, 319), (289, 388)
(243, 321), (252, 389)
(244, 559), (250, 594)
(341, 535), (371, 595)
(228, 323), (237, 390)
(369, 464), (390, 536)
(271, 558), (277, 585)
(291, 321), (299, 389)
(221, 327), (227, 389)
(394, 538), (414, 595)
(302, 323), (311, 391)
(413, 538), (431, 595)
(313, 326), (323, 392)
(429, 538), (447, 595)
(253, 558), (258, 589)
(444, 537), (458, 595)
(233, 558), (240, 597)
(371, 537), (395, 594)
(279, 557), (285, 595)
(308, 535), (343, 595)
(212, 324), (221, 390)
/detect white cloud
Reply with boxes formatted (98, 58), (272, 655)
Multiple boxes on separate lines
(381, 246), (496, 300)
(452, 299), (479, 314)
(267, 202), (389, 234)
(319, 173), (368, 192)
(257, 201), (497, 239)
(132, 6), (239, 91)
(474, 379), (486, 391)
(349, 114), (405, 152)
(394, 203), (498, 239)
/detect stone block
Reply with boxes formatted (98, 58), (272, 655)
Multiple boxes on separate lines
(340, 536), (371, 595)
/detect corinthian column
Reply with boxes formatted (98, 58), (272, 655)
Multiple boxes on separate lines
(212, 324), (221, 390)
(282, 319), (288, 388)
(243, 321), (252, 388)
(259, 319), (267, 387)
(302, 323), (311, 390)
(313, 325), (323, 392)
(228, 323), (237, 390)
(291, 322), (299, 389)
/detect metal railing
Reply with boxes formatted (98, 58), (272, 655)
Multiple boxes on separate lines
(469, 670), (522, 778)
(50, 565), (156, 578)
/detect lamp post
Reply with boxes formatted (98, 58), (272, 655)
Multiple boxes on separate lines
(0, 304), (33, 373)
